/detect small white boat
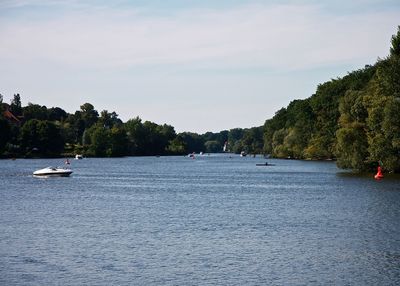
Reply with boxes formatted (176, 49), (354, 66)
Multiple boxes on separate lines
(33, 167), (73, 177)
(75, 154), (83, 160)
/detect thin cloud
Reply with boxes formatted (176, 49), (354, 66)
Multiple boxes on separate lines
(0, 3), (397, 71)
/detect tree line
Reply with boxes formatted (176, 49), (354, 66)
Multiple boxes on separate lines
(1, 27), (399, 172)
(0, 96), (262, 158)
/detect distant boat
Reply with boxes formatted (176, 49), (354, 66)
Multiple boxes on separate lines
(256, 162), (274, 166)
(240, 151), (247, 157)
(223, 141), (228, 152)
(75, 154), (83, 160)
(33, 167), (73, 177)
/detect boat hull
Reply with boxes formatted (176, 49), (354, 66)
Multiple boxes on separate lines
(33, 167), (73, 177)
(33, 172), (72, 177)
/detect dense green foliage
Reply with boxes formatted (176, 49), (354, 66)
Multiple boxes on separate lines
(263, 26), (400, 172)
(0, 94), (259, 158)
(1, 27), (399, 172)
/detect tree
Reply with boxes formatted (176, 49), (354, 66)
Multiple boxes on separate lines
(125, 117), (146, 155)
(271, 128), (289, 158)
(177, 132), (204, 153)
(241, 127), (263, 154)
(108, 126), (128, 157)
(227, 128), (245, 153)
(87, 124), (109, 157)
(166, 137), (187, 154)
(335, 90), (369, 169)
(0, 94), (4, 114)
(382, 98), (400, 152)
(64, 112), (86, 144)
(306, 66), (375, 160)
(20, 119), (64, 156)
(23, 103), (48, 121)
(202, 130), (228, 148)
(263, 108), (287, 154)
(36, 120), (65, 156)
(80, 103), (98, 128)
(48, 107), (67, 121)
(99, 110), (122, 128)
(0, 118), (11, 155)
(10, 94), (22, 116)
(390, 25), (400, 57)
(336, 124), (369, 170)
(204, 140), (221, 153)
(366, 97), (398, 171)
(20, 120), (40, 153)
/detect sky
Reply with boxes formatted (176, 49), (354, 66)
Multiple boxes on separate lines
(0, 0), (399, 133)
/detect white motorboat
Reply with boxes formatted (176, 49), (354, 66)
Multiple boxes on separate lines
(75, 154), (83, 160)
(33, 167), (73, 177)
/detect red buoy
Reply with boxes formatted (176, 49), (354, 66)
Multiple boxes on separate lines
(374, 165), (384, 180)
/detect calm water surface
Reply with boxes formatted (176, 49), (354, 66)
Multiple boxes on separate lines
(1, 155), (400, 285)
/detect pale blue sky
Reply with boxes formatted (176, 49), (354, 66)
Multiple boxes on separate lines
(1, 0), (399, 133)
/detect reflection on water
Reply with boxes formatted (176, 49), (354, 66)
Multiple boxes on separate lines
(0, 155), (400, 285)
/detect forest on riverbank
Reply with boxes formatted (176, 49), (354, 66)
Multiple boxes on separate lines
(1, 27), (399, 172)
(0, 95), (262, 159)
(263, 26), (400, 172)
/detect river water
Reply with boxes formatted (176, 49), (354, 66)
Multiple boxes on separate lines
(0, 155), (399, 285)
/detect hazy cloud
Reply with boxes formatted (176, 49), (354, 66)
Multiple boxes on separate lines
(1, 3), (397, 71)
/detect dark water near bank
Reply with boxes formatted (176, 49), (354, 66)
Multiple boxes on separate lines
(1, 155), (400, 285)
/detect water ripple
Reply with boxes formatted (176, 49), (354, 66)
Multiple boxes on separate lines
(0, 156), (399, 285)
